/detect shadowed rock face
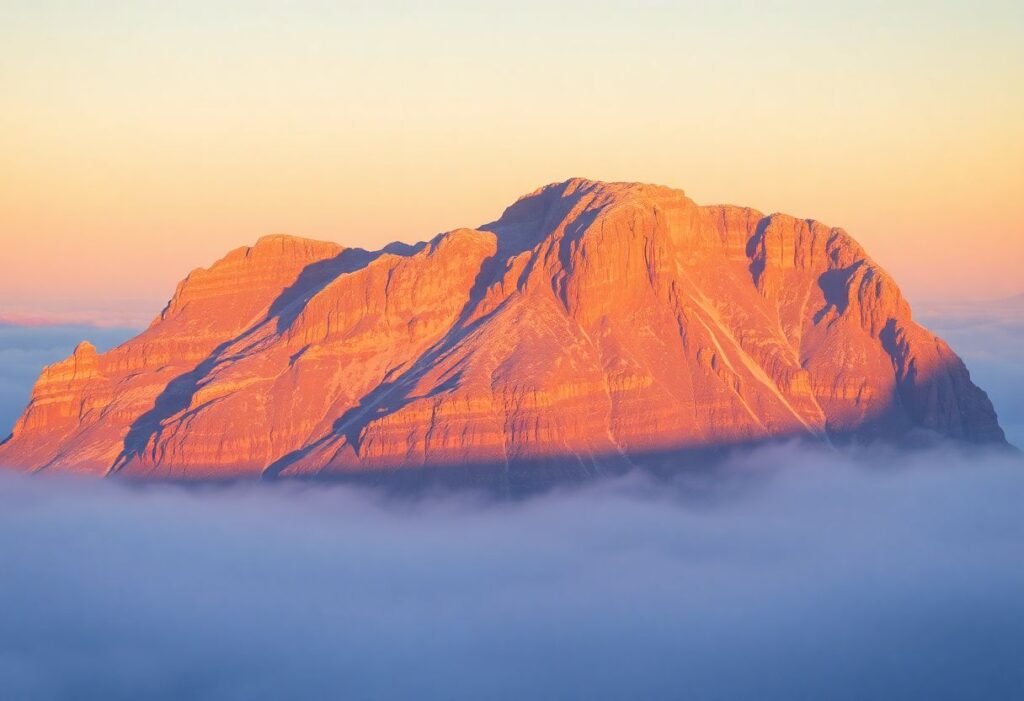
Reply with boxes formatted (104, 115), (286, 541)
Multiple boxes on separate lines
(0, 179), (1007, 479)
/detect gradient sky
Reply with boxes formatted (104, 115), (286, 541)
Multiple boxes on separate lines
(3, 0), (1022, 324)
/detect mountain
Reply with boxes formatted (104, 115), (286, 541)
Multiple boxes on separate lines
(0, 179), (1006, 479)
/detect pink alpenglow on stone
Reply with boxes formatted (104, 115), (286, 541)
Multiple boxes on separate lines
(0, 180), (1006, 479)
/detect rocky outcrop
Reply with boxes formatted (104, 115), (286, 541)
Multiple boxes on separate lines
(0, 179), (1006, 478)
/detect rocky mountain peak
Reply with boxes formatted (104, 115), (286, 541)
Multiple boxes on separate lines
(0, 180), (1006, 478)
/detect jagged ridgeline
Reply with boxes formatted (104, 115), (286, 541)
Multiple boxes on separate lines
(0, 179), (1005, 479)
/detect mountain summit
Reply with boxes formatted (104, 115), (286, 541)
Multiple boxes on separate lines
(0, 179), (1006, 478)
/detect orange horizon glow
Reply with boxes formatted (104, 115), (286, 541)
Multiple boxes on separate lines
(3, 1), (1022, 325)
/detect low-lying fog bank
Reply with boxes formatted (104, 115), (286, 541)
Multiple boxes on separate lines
(1, 443), (1021, 700)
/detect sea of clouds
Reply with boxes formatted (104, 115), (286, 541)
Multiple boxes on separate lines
(0, 299), (1021, 700)
(0, 445), (1022, 700)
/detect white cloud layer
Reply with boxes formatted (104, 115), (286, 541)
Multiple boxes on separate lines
(1, 443), (1022, 700)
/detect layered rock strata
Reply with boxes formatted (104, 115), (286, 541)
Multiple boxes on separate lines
(0, 179), (1006, 478)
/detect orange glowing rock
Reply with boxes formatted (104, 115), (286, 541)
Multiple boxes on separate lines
(0, 180), (1006, 478)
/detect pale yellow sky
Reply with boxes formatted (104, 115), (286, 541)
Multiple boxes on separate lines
(2, 1), (1022, 324)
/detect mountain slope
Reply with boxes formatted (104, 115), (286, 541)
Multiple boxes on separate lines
(0, 179), (1006, 478)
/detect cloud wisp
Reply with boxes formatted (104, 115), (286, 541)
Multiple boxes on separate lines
(1, 443), (1022, 700)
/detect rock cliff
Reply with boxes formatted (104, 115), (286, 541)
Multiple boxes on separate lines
(0, 179), (1006, 478)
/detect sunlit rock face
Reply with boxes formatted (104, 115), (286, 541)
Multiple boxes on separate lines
(0, 179), (1006, 478)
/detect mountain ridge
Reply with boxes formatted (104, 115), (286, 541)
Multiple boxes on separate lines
(0, 178), (1007, 479)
